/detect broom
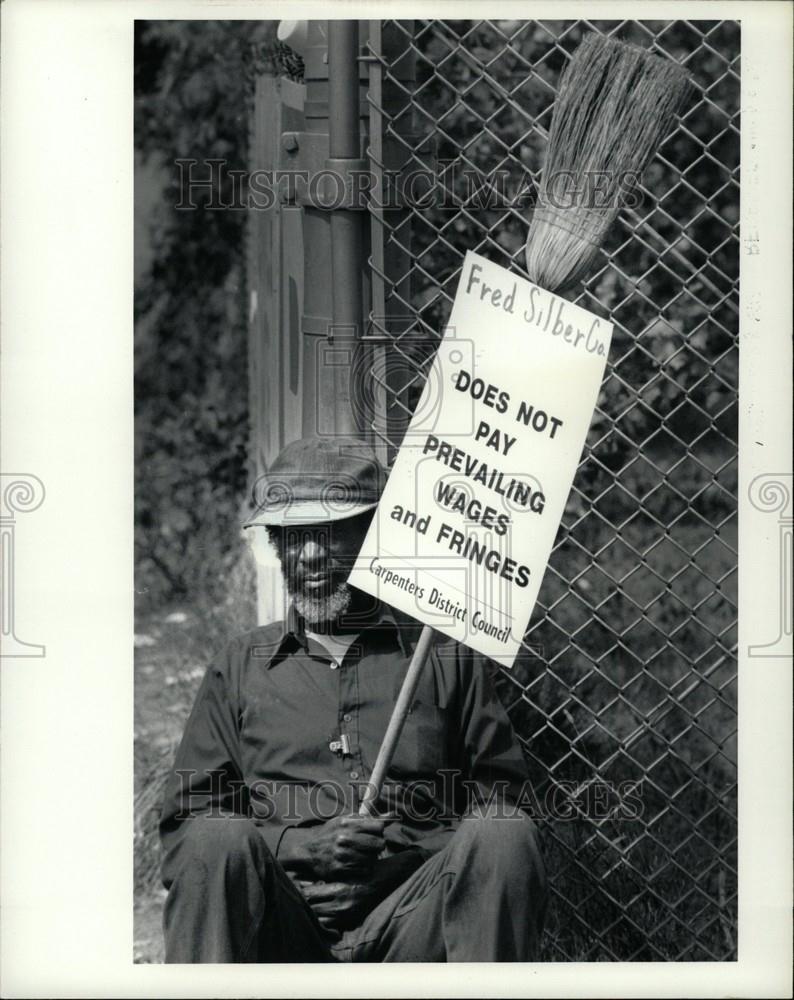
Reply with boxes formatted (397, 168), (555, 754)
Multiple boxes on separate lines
(525, 33), (692, 292)
(359, 33), (691, 818)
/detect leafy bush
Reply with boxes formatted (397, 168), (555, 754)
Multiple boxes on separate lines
(135, 21), (281, 604)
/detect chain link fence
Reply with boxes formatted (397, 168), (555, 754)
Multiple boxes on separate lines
(362, 19), (739, 960)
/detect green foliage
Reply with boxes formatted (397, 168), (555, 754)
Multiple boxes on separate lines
(135, 21), (280, 603)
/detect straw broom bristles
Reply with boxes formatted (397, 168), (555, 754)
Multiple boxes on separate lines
(525, 34), (693, 294)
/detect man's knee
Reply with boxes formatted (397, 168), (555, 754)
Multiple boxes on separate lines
(457, 807), (545, 881)
(177, 815), (272, 869)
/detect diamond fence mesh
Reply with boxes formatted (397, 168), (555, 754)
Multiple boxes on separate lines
(362, 19), (739, 961)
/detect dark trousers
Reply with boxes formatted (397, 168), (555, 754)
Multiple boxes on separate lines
(163, 810), (547, 962)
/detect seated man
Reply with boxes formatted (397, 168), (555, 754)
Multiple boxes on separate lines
(159, 436), (547, 963)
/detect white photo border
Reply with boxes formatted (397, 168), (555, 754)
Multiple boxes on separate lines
(1, 1), (791, 996)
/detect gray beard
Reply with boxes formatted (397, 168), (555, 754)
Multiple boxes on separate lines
(292, 582), (352, 626)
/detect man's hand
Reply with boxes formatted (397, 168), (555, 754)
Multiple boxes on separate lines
(299, 880), (377, 937)
(298, 853), (424, 935)
(278, 814), (390, 881)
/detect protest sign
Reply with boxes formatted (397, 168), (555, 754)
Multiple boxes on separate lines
(349, 250), (613, 667)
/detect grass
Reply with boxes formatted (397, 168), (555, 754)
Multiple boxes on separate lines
(134, 548), (258, 962)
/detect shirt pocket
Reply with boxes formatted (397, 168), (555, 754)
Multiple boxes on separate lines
(389, 699), (451, 779)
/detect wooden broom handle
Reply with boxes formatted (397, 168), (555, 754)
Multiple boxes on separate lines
(358, 624), (436, 816)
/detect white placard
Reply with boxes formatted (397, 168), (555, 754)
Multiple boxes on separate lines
(349, 250), (613, 666)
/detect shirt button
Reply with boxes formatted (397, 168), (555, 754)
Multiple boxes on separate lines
(343, 713), (352, 723)
(330, 662), (338, 670)
(350, 771), (359, 780)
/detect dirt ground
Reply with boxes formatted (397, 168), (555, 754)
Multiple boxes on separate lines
(133, 608), (211, 964)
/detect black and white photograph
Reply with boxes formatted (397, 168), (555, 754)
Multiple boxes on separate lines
(1, 2), (792, 996)
(133, 14), (743, 964)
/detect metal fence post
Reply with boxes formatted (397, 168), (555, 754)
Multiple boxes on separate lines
(295, 21), (371, 440)
(327, 21), (367, 438)
(297, 21), (335, 438)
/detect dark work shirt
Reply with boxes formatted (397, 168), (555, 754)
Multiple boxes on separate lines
(159, 602), (531, 887)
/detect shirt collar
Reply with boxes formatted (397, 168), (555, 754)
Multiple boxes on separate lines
(265, 598), (412, 667)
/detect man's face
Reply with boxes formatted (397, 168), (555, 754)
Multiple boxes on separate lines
(267, 510), (373, 627)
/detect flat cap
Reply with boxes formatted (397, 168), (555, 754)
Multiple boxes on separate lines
(243, 436), (386, 527)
